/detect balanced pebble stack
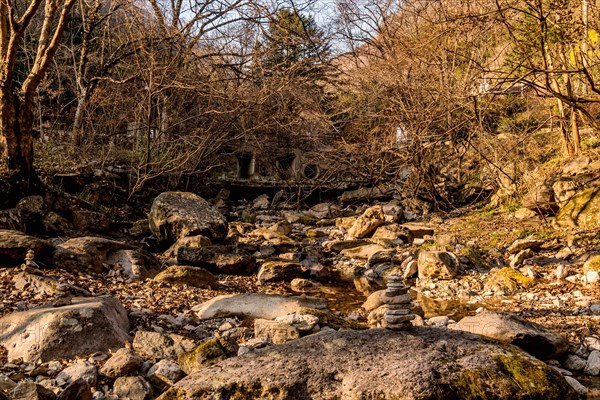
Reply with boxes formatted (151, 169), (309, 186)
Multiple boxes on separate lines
(382, 275), (415, 330)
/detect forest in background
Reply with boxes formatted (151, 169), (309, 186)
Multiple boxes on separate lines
(1, 0), (600, 209)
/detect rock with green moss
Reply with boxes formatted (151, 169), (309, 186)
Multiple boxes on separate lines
(177, 337), (238, 375)
(583, 255), (600, 274)
(158, 328), (578, 400)
(449, 311), (568, 360)
(484, 267), (534, 294)
(555, 186), (600, 227)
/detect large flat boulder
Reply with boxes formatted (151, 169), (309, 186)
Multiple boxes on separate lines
(149, 192), (227, 244)
(159, 328), (577, 400)
(0, 296), (129, 362)
(193, 293), (327, 320)
(0, 230), (54, 265)
(449, 311), (568, 360)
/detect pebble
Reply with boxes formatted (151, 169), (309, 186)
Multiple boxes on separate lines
(564, 376), (588, 397)
(584, 350), (600, 375)
(563, 354), (587, 372)
(555, 265), (568, 279)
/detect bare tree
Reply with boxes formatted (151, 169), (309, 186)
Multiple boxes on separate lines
(0, 0), (77, 176)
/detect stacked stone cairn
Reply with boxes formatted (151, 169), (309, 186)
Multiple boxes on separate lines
(382, 274), (415, 330)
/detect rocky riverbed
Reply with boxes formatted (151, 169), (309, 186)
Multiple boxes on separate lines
(0, 184), (599, 399)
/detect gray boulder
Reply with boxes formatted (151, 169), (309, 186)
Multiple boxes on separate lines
(159, 328), (577, 400)
(0, 296), (129, 362)
(149, 192), (227, 244)
(449, 311), (568, 360)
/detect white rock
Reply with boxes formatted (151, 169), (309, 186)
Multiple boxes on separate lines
(564, 376), (588, 396)
(585, 337), (600, 352)
(586, 270), (600, 284)
(584, 350), (600, 375)
(427, 316), (449, 327)
(555, 265), (568, 279)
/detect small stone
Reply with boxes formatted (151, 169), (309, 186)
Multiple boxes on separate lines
(555, 265), (569, 280)
(563, 355), (586, 372)
(237, 346), (250, 356)
(254, 319), (299, 344)
(385, 308), (412, 316)
(112, 376), (152, 400)
(55, 361), (97, 387)
(274, 313), (319, 331)
(564, 376), (588, 397)
(507, 239), (543, 254)
(100, 348), (142, 379)
(146, 359), (184, 390)
(381, 293), (412, 305)
(585, 337), (600, 352)
(587, 270), (600, 284)
(584, 350), (600, 375)
(383, 314), (415, 324)
(0, 375), (16, 392)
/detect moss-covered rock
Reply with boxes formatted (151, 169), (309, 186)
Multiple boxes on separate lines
(484, 267), (534, 294)
(583, 255), (600, 274)
(444, 353), (575, 400)
(177, 337), (238, 375)
(555, 186), (600, 227)
(161, 328), (578, 400)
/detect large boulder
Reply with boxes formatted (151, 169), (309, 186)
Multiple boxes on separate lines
(149, 192), (227, 244)
(449, 311), (568, 360)
(52, 236), (159, 276)
(153, 265), (217, 288)
(0, 209), (23, 231)
(177, 245), (256, 275)
(193, 293), (327, 320)
(346, 206), (385, 239)
(418, 251), (460, 280)
(555, 186), (600, 227)
(159, 328), (577, 400)
(0, 230), (54, 265)
(523, 181), (558, 214)
(0, 296), (129, 362)
(257, 260), (307, 284)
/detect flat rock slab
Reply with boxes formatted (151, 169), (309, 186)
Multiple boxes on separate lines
(449, 311), (568, 360)
(0, 296), (129, 362)
(160, 328), (577, 400)
(193, 293), (327, 320)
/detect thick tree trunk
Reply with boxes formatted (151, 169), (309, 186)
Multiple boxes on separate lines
(0, 91), (34, 176)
